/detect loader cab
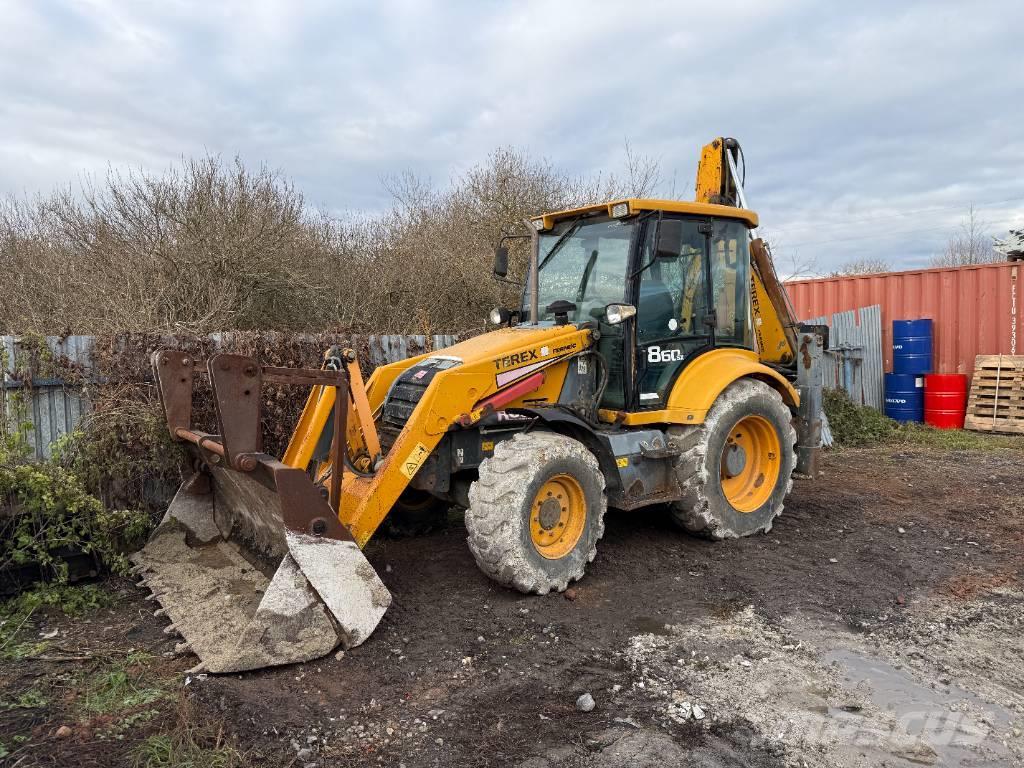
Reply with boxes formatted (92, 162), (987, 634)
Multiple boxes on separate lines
(522, 201), (755, 412)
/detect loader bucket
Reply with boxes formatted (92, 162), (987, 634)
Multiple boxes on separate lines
(132, 350), (391, 674)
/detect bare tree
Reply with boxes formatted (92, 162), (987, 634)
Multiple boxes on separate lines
(761, 231), (818, 281)
(930, 205), (1002, 267)
(0, 146), (662, 336)
(621, 140), (661, 198)
(827, 257), (891, 276)
(994, 228), (1023, 261)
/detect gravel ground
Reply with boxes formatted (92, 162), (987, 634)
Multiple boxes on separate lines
(2, 441), (1022, 767)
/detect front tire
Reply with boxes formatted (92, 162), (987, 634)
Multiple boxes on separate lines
(465, 432), (606, 594)
(669, 378), (796, 539)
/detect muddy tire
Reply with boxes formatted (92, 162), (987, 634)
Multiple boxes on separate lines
(669, 378), (796, 539)
(382, 489), (449, 538)
(465, 431), (606, 594)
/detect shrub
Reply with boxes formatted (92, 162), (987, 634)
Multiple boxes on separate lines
(0, 148), (660, 337)
(823, 388), (1024, 451)
(823, 388), (897, 447)
(0, 436), (150, 582)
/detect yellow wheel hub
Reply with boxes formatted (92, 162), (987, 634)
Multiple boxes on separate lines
(720, 415), (781, 513)
(530, 474), (586, 559)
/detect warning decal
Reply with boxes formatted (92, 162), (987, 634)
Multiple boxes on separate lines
(400, 442), (431, 479)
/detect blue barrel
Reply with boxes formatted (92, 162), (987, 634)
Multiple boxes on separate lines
(884, 373), (924, 422)
(892, 319), (933, 374)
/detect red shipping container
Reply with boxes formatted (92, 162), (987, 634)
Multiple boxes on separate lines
(786, 262), (1021, 375)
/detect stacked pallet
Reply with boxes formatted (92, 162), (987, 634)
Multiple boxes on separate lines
(964, 355), (1024, 434)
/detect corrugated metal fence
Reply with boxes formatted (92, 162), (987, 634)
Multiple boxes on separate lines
(1, 333), (457, 459)
(807, 305), (884, 409)
(786, 261), (1020, 375)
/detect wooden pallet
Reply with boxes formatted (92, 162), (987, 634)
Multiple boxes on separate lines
(964, 355), (1024, 434)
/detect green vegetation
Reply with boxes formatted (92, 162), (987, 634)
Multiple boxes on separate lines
(133, 733), (244, 768)
(0, 583), (113, 660)
(823, 388), (897, 447)
(1, 333), (155, 587)
(0, 428), (151, 583)
(890, 421), (1023, 450)
(132, 709), (246, 768)
(78, 652), (169, 716)
(823, 388), (1023, 450)
(2, 687), (48, 710)
(8, 582), (114, 617)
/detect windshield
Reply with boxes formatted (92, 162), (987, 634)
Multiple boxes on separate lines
(524, 217), (635, 323)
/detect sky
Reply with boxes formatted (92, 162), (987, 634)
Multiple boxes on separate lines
(2, 0), (1022, 275)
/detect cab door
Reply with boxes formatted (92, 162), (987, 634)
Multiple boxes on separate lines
(630, 216), (752, 410)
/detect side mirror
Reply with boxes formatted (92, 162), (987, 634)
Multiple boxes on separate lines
(493, 246), (509, 278)
(655, 219), (683, 260)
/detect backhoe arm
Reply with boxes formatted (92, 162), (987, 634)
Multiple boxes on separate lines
(695, 137), (800, 366)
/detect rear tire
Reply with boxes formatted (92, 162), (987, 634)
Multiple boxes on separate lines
(465, 432), (606, 594)
(669, 378), (796, 539)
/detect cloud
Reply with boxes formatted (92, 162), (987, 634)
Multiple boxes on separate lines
(1, 0), (1022, 271)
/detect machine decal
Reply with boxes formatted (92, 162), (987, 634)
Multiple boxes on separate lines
(495, 349), (540, 369)
(615, 456), (629, 468)
(646, 345), (685, 363)
(495, 358), (549, 387)
(399, 442), (431, 479)
(481, 440), (495, 451)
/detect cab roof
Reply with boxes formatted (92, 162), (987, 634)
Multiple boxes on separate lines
(532, 198), (758, 231)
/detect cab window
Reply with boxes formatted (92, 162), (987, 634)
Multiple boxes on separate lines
(708, 220), (751, 347)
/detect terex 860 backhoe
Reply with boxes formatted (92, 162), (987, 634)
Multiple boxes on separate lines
(134, 138), (825, 673)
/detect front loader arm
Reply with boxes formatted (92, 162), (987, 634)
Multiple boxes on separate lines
(284, 348), (390, 473)
(292, 327), (592, 547)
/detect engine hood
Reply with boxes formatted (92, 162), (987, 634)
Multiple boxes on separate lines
(430, 324), (592, 369)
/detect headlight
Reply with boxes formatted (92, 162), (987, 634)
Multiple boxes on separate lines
(489, 307), (511, 325)
(610, 202), (630, 218)
(604, 303), (637, 325)
(530, 218), (545, 231)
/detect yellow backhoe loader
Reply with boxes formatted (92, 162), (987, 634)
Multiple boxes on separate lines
(133, 138), (825, 673)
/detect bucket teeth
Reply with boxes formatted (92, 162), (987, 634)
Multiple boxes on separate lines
(145, 592), (160, 601)
(163, 624), (179, 636)
(175, 642), (193, 655)
(153, 608), (166, 618)
(187, 662), (207, 675)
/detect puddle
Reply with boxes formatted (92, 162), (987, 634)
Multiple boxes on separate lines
(631, 616), (673, 635)
(825, 648), (1014, 767)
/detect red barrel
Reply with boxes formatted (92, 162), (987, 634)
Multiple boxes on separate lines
(923, 374), (968, 429)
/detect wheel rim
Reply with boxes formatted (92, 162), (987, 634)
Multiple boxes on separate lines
(719, 415), (781, 513)
(530, 474), (587, 559)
